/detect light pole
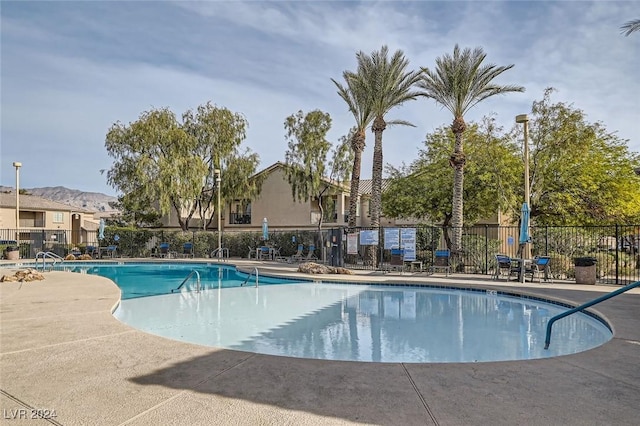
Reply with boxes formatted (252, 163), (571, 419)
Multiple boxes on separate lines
(515, 114), (531, 260)
(215, 169), (222, 260)
(12, 162), (22, 246)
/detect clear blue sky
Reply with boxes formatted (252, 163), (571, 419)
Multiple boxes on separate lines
(1, 1), (638, 196)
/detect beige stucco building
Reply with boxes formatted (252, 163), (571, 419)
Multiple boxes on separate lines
(0, 191), (97, 247)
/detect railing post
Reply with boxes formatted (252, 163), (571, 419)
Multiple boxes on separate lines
(615, 224), (620, 286)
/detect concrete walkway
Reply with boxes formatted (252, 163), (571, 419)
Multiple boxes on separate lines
(1, 260), (639, 425)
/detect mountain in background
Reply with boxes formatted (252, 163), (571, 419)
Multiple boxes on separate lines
(0, 185), (118, 213)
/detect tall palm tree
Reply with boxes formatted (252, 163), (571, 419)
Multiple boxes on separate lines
(417, 44), (524, 254)
(331, 71), (374, 230)
(621, 19), (640, 36)
(355, 46), (422, 236)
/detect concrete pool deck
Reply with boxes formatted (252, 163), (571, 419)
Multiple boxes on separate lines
(1, 259), (639, 425)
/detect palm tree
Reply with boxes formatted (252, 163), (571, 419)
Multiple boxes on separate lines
(354, 46), (422, 236)
(621, 19), (640, 36)
(417, 44), (524, 254)
(331, 71), (374, 230)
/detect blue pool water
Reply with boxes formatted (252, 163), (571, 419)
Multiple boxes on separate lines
(53, 262), (293, 298)
(51, 262), (612, 363)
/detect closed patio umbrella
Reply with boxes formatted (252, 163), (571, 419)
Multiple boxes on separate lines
(262, 217), (269, 241)
(519, 202), (530, 248)
(98, 219), (105, 242)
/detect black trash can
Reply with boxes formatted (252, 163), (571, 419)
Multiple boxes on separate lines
(574, 257), (597, 284)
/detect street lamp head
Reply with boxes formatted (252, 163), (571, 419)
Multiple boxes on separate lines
(13, 161), (22, 168)
(214, 168), (221, 182)
(515, 114), (529, 124)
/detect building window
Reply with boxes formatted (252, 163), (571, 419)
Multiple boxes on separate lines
(53, 212), (64, 223)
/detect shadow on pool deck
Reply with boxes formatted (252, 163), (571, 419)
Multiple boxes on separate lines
(1, 261), (639, 425)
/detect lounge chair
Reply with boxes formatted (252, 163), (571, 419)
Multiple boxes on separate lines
(430, 249), (451, 276)
(304, 244), (318, 262)
(182, 242), (194, 258)
(290, 244), (304, 262)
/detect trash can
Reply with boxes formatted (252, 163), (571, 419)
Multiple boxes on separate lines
(574, 257), (597, 284)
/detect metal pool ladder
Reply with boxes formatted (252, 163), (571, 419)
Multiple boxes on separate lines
(171, 270), (201, 293)
(35, 251), (65, 271)
(241, 267), (259, 287)
(544, 280), (640, 349)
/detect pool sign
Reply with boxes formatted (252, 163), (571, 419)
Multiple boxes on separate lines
(359, 230), (378, 246)
(384, 228), (400, 249)
(400, 228), (416, 261)
(347, 233), (358, 255)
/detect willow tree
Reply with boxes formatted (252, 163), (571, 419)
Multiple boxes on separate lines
(105, 103), (260, 231)
(354, 46), (422, 237)
(283, 110), (353, 237)
(183, 102), (261, 230)
(331, 70), (374, 229)
(417, 45), (524, 254)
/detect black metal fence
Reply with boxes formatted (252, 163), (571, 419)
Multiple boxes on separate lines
(2, 224), (638, 285)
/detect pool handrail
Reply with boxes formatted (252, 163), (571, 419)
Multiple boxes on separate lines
(171, 270), (201, 293)
(544, 280), (640, 349)
(35, 251), (65, 271)
(241, 267), (259, 287)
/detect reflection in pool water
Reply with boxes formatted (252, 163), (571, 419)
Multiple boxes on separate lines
(114, 283), (612, 363)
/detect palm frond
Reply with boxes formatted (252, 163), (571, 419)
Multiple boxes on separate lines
(418, 44), (524, 118)
(621, 19), (640, 36)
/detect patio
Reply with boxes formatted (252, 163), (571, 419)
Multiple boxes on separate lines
(1, 260), (639, 425)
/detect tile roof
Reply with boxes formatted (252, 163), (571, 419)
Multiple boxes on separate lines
(0, 191), (93, 213)
(353, 179), (391, 196)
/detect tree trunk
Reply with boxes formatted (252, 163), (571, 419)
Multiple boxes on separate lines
(348, 131), (366, 229)
(450, 116), (467, 255)
(369, 115), (386, 267)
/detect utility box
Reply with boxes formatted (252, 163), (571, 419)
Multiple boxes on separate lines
(575, 257), (597, 285)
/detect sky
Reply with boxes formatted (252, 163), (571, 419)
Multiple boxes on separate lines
(1, 1), (639, 197)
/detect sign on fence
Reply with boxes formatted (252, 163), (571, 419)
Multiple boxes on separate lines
(384, 228), (400, 249)
(359, 230), (378, 246)
(347, 233), (358, 255)
(400, 228), (416, 261)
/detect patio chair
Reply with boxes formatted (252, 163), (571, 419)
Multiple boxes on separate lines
(290, 244), (304, 262)
(430, 250), (451, 276)
(258, 246), (271, 261)
(389, 248), (405, 273)
(86, 245), (97, 258)
(525, 256), (553, 283)
(106, 245), (118, 258)
(304, 244), (318, 262)
(182, 242), (194, 258)
(494, 254), (515, 280)
(158, 242), (171, 258)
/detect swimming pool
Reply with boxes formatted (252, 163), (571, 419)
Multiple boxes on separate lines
(36, 262), (612, 363)
(50, 262), (297, 298)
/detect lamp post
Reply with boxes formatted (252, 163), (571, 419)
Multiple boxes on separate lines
(515, 114), (531, 260)
(215, 169), (222, 260)
(12, 162), (22, 246)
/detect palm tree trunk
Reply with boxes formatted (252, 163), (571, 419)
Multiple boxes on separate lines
(450, 117), (467, 257)
(370, 116), (386, 267)
(348, 131), (366, 229)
